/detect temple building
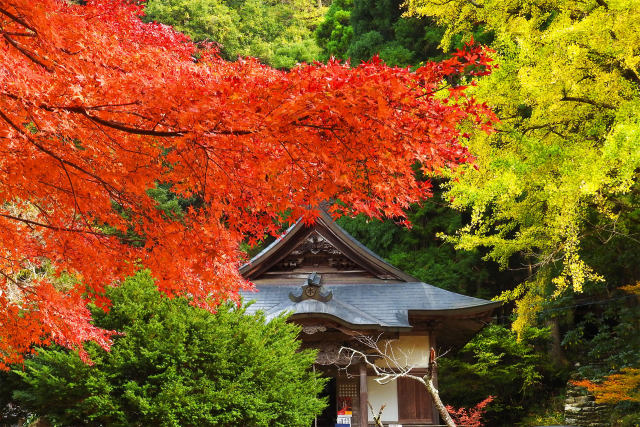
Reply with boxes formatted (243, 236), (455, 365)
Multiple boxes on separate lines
(239, 210), (500, 427)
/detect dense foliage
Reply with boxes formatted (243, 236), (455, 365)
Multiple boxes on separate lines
(315, 0), (444, 65)
(1, 272), (326, 426)
(0, 0), (495, 367)
(143, 0), (325, 68)
(337, 187), (517, 299)
(438, 325), (563, 426)
(398, 0), (640, 419)
(3, 0), (639, 423)
(314, 0), (353, 59)
(404, 0), (640, 329)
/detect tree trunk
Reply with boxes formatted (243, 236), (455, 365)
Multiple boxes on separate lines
(367, 402), (385, 427)
(423, 375), (456, 427)
(546, 317), (568, 366)
(423, 354), (456, 427)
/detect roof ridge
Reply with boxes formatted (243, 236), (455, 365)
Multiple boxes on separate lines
(239, 208), (416, 282)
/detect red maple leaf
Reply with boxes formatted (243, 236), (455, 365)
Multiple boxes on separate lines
(0, 0), (496, 366)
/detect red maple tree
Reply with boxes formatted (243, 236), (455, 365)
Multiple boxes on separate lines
(0, 0), (496, 368)
(570, 283), (640, 404)
(446, 396), (494, 427)
(572, 369), (640, 404)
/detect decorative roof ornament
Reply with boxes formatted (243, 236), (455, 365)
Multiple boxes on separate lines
(289, 272), (333, 303)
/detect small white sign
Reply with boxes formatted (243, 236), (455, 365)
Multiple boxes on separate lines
(337, 415), (352, 424)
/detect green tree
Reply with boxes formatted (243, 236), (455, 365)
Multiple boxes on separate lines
(337, 186), (518, 299)
(5, 272), (325, 426)
(315, 0), (354, 59)
(143, 0), (325, 68)
(439, 325), (563, 426)
(348, 0), (443, 66)
(403, 0), (640, 332)
(315, 0), (444, 66)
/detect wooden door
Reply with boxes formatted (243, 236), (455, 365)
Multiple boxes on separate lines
(397, 376), (433, 424)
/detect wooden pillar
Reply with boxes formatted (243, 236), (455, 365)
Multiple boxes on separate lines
(359, 361), (368, 427)
(429, 331), (440, 426)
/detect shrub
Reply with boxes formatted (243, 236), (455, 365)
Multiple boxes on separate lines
(7, 272), (326, 426)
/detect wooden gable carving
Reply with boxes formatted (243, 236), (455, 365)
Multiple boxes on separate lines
(275, 231), (358, 272)
(240, 210), (416, 284)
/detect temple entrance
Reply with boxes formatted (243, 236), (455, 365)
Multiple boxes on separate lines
(313, 365), (362, 427)
(315, 376), (337, 427)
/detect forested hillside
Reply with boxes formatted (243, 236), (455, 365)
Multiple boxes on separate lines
(142, 0), (326, 68)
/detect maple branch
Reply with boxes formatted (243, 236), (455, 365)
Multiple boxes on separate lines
(1, 31), (35, 37)
(188, 141), (240, 195)
(65, 106), (254, 137)
(1, 107), (172, 227)
(83, 101), (142, 110)
(77, 109), (185, 137)
(0, 269), (39, 299)
(0, 6), (37, 33)
(57, 158), (88, 230)
(83, 117), (158, 158)
(2, 33), (53, 72)
(0, 213), (107, 236)
(0, 269), (19, 285)
(330, 129), (354, 153)
(0, 209), (144, 247)
(0, 109), (125, 204)
(203, 128), (254, 136)
(293, 122), (337, 131)
(277, 140), (312, 179)
(1, 104), (188, 228)
(3, 92), (253, 138)
(19, 111), (85, 230)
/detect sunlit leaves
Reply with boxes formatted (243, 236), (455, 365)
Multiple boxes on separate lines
(573, 369), (640, 404)
(405, 0), (640, 329)
(0, 0), (494, 366)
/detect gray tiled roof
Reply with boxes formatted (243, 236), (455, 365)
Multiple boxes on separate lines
(240, 282), (500, 329)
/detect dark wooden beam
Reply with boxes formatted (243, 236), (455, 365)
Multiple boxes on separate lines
(359, 361), (368, 427)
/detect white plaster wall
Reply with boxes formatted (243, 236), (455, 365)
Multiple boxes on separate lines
(367, 335), (430, 423)
(374, 334), (430, 369)
(367, 377), (398, 422)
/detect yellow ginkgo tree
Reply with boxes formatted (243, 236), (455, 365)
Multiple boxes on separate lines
(405, 0), (640, 333)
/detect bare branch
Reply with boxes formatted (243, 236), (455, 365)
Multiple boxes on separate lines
(368, 402), (385, 427)
(339, 334), (457, 427)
